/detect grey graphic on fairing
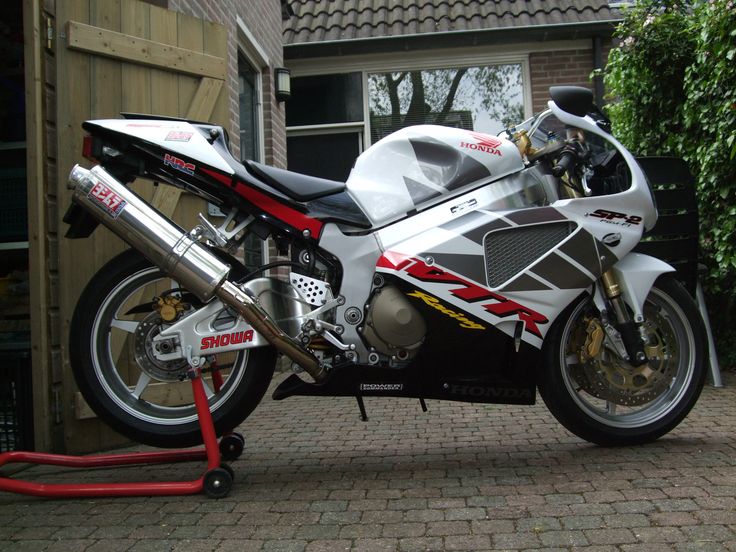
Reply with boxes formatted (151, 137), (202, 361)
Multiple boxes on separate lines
(422, 206), (617, 293)
(409, 137), (492, 192)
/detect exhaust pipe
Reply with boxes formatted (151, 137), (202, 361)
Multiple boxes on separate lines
(67, 164), (326, 382)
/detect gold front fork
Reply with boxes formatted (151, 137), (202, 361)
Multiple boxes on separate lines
(601, 269), (630, 325)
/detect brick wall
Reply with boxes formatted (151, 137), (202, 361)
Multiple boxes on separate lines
(530, 49), (594, 114)
(529, 41), (613, 113)
(168, 0), (286, 168)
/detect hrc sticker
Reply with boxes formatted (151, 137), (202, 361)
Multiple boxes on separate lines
(88, 181), (126, 218)
(164, 153), (195, 175)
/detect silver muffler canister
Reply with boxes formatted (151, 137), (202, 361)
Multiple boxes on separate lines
(67, 164), (325, 381)
(68, 164), (230, 301)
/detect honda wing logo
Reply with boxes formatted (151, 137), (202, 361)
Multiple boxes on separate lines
(460, 131), (503, 156)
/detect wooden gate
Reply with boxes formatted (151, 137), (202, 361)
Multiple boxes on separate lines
(50, 0), (230, 452)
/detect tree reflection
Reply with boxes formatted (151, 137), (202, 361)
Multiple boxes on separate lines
(369, 65), (524, 143)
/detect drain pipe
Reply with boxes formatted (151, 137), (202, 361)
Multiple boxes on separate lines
(593, 36), (605, 107)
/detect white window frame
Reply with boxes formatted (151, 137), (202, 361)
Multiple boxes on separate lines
(236, 16), (268, 164)
(236, 17), (269, 263)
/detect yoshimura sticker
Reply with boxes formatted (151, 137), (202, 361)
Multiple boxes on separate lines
(88, 181), (126, 218)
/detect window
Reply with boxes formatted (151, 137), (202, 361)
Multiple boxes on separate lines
(238, 55), (260, 163)
(287, 133), (362, 183)
(287, 73), (363, 127)
(286, 62), (527, 183)
(286, 72), (364, 182)
(368, 64), (524, 143)
(237, 54), (265, 271)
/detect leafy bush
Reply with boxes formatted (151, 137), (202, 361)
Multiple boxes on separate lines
(605, 0), (736, 368)
(605, 1), (695, 154)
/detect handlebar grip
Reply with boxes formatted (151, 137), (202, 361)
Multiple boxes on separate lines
(552, 150), (576, 177)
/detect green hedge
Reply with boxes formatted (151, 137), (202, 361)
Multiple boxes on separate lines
(604, 0), (736, 368)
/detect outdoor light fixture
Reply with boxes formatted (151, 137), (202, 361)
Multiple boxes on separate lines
(275, 67), (291, 102)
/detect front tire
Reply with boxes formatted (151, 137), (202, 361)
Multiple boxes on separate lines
(70, 248), (276, 448)
(539, 275), (707, 446)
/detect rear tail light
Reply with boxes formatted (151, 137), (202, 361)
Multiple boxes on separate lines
(83, 135), (122, 163)
(82, 135), (99, 162)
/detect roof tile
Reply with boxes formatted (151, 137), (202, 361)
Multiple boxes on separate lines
(285, 0), (619, 44)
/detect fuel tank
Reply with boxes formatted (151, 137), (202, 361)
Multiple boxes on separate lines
(346, 125), (524, 226)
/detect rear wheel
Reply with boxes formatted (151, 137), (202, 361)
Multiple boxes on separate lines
(70, 248), (276, 448)
(539, 275), (707, 446)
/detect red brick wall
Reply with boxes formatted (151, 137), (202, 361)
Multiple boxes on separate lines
(529, 41), (613, 113)
(168, 0), (286, 168)
(530, 49), (594, 113)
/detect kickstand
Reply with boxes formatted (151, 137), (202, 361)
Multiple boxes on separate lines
(419, 398), (428, 412)
(356, 396), (368, 421)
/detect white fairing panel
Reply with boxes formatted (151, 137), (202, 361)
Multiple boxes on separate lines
(87, 119), (234, 175)
(346, 125), (524, 226)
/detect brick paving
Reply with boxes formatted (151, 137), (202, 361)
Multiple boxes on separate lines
(2, 372), (736, 551)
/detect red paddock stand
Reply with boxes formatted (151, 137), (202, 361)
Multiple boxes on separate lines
(0, 367), (244, 499)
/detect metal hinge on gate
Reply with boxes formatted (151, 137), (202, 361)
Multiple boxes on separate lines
(52, 389), (62, 424)
(45, 16), (54, 52)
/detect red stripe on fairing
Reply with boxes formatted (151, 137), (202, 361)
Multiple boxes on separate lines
(200, 166), (233, 186)
(376, 251), (413, 271)
(199, 167), (323, 238)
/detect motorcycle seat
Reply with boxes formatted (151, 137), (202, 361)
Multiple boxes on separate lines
(244, 160), (346, 202)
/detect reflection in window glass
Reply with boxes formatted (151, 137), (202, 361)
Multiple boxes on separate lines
(368, 65), (524, 143)
(287, 73), (364, 127)
(287, 133), (361, 182)
(238, 55), (259, 162)
(238, 54), (263, 269)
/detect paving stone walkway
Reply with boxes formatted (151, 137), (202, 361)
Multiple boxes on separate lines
(2, 372), (735, 551)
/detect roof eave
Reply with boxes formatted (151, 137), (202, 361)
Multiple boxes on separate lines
(284, 19), (621, 60)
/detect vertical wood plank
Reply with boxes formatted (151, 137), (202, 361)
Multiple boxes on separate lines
(120, 0), (154, 238)
(24, 0), (52, 452)
(153, 13), (205, 228)
(89, 0), (129, 452)
(202, 19), (228, 129)
(120, 0), (151, 115)
(90, 0), (126, 272)
(176, 13), (203, 119)
(149, 4), (178, 117)
(56, 0), (95, 454)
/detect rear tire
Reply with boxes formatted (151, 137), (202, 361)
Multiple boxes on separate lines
(539, 275), (707, 446)
(70, 248), (276, 448)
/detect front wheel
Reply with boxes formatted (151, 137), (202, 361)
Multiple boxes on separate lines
(70, 248), (276, 448)
(539, 275), (707, 446)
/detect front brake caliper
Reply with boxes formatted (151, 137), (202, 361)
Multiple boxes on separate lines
(578, 316), (604, 363)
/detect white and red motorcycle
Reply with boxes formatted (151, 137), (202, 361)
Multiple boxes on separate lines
(65, 86), (707, 449)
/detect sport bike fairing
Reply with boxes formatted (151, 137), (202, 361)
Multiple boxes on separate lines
(65, 86), (705, 449)
(345, 125), (525, 227)
(80, 106), (650, 362)
(86, 119), (234, 174)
